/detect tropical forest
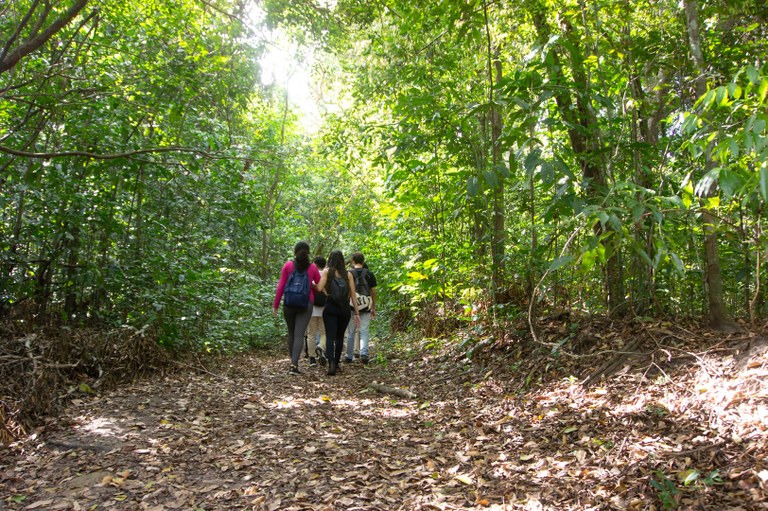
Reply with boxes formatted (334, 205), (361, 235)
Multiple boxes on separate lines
(1, 0), (767, 509)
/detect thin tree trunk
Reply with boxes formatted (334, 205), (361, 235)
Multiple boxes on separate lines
(484, 0), (505, 296)
(531, 3), (623, 314)
(682, 0), (739, 332)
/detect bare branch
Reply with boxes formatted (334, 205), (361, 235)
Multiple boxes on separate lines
(0, 143), (209, 160)
(0, 0), (43, 63)
(0, 0), (90, 75)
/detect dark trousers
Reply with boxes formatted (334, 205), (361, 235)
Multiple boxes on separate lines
(322, 301), (351, 365)
(283, 303), (313, 366)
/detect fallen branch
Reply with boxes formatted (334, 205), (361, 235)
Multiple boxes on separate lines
(457, 337), (495, 361)
(581, 338), (644, 388)
(367, 382), (417, 399)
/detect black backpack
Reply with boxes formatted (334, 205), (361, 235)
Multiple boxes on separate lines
(329, 271), (349, 307)
(313, 289), (327, 307)
(353, 268), (372, 312)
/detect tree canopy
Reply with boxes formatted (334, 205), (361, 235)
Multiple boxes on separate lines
(1, 0), (767, 349)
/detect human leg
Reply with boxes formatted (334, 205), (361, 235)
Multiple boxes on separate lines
(306, 317), (321, 358)
(336, 311), (351, 366)
(323, 306), (339, 365)
(283, 306), (297, 357)
(345, 321), (357, 361)
(290, 306), (312, 367)
(358, 311), (372, 358)
(355, 330), (361, 357)
(318, 317), (326, 349)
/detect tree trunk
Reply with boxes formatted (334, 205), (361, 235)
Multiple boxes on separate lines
(682, 0), (739, 332)
(530, 3), (623, 315)
(484, 1), (505, 296)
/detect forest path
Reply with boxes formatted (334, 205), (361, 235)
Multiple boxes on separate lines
(2, 335), (767, 510)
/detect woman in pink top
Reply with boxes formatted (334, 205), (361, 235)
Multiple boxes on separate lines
(273, 241), (322, 374)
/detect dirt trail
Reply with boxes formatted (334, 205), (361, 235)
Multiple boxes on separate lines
(1, 338), (767, 510)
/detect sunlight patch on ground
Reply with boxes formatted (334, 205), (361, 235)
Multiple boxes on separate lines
(262, 392), (420, 420)
(75, 416), (125, 438)
(269, 397), (303, 409)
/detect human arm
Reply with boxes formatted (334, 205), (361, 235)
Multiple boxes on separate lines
(315, 267), (328, 293)
(272, 261), (292, 313)
(368, 271), (378, 318)
(370, 286), (377, 319)
(308, 264), (321, 302)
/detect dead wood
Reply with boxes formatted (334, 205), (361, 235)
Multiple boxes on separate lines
(581, 337), (644, 388)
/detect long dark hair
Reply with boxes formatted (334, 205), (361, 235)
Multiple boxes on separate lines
(325, 250), (346, 291)
(294, 241), (310, 271)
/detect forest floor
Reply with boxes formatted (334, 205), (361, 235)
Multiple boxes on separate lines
(1, 318), (768, 510)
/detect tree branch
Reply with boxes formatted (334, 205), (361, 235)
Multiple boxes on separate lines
(0, 143), (209, 160)
(0, 0), (90, 75)
(0, 143), (278, 168)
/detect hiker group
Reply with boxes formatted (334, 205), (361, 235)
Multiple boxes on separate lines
(273, 241), (377, 376)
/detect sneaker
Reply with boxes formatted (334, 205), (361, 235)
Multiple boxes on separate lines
(344, 357), (354, 364)
(289, 365), (301, 375)
(361, 355), (369, 365)
(309, 357), (317, 367)
(317, 347), (327, 366)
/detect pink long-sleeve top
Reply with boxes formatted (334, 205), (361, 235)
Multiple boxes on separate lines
(273, 260), (322, 310)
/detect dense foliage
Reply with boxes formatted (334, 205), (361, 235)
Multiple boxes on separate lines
(318, 0), (768, 330)
(1, 0), (767, 355)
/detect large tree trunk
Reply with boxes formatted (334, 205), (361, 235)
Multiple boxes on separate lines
(682, 0), (740, 332)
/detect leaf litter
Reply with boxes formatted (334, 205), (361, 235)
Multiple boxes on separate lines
(1, 318), (767, 510)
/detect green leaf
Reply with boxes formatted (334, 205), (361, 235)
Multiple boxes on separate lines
(79, 382), (95, 394)
(670, 253), (685, 274)
(715, 86), (728, 107)
(747, 65), (759, 85)
(494, 162), (510, 179)
(683, 469), (700, 485)
(754, 117), (766, 135)
(759, 78), (768, 105)
(759, 166), (768, 202)
(718, 168), (744, 198)
(423, 258), (438, 269)
(548, 255), (575, 272)
(607, 214), (622, 232)
(524, 149), (541, 174)
(467, 176), (479, 197)
(699, 89), (716, 109)
(636, 247), (654, 268)
(727, 83), (741, 100)
(483, 169), (498, 187)
(632, 203), (645, 222)
(694, 169), (720, 197)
